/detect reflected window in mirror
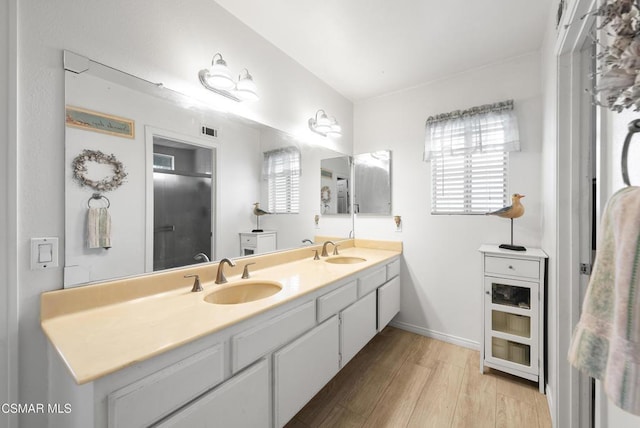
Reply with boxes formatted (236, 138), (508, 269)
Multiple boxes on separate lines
(263, 147), (301, 213)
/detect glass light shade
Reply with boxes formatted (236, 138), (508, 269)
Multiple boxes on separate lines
(235, 72), (259, 101)
(327, 120), (342, 136)
(314, 111), (332, 133)
(207, 57), (235, 90)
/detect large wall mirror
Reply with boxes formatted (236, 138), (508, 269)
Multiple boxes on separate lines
(63, 52), (353, 287)
(353, 150), (392, 215)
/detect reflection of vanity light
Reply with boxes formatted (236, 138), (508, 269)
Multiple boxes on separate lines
(309, 109), (341, 137)
(199, 53), (259, 102)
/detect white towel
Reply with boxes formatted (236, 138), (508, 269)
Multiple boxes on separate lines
(87, 207), (111, 249)
(568, 186), (640, 415)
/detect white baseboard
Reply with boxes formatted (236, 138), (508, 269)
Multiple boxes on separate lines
(389, 320), (480, 350)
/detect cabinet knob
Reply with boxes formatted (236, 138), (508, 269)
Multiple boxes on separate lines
(508, 265), (514, 270)
(485, 291), (490, 295)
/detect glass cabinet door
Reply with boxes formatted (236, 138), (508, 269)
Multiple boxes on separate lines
(484, 276), (538, 374)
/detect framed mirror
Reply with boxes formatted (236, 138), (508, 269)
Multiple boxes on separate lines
(320, 156), (351, 215)
(353, 150), (392, 215)
(63, 52), (353, 287)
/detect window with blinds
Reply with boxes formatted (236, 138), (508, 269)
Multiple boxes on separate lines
(431, 151), (508, 214)
(425, 100), (517, 215)
(264, 148), (300, 214)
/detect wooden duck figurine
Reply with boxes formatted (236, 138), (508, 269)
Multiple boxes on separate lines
(486, 193), (525, 219)
(253, 202), (271, 217)
(252, 202), (270, 232)
(486, 193), (526, 251)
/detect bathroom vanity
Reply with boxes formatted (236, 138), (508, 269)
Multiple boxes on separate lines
(42, 240), (401, 427)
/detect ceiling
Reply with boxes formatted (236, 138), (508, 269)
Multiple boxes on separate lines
(214, 0), (554, 101)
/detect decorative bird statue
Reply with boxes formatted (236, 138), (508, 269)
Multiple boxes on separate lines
(486, 193), (525, 219)
(252, 202), (270, 232)
(486, 193), (526, 251)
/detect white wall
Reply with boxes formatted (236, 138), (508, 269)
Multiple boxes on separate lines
(14, 1), (352, 426)
(354, 52), (543, 347)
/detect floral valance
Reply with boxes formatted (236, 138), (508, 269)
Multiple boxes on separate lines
(424, 100), (520, 160)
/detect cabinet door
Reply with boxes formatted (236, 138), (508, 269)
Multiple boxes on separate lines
(378, 276), (400, 331)
(154, 359), (269, 428)
(274, 316), (340, 427)
(341, 291), (377, 367)
(484, 276), (538, 376)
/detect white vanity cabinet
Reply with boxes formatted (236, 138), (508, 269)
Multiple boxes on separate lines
(155, 359), (270, 428)
(479, 245), (547, 393)
(340, 291), (377, 366)
(107, 345), (224, 428)
(48, 255), (402, 428)
(274, 316), (340, 427)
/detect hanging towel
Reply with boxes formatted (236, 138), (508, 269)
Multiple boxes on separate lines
(87, 207), (111, 249)
(568, 186), (640, 416)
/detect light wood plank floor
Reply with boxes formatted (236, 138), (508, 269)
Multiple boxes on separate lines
(285, 327), (551, 428)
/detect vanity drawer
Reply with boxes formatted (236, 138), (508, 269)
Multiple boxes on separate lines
(386, 259), (400, 280)
(485, 256), (539, 280)
(317, 281), (357, 322)
(107, 344), (224, 428)
(231, 301), (316, 372)
(241, 235), (257, 247)
(358, 266), (387, 297)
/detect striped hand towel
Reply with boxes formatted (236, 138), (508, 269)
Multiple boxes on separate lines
(568, 186), (640, 416)
(87, 207), (111, 249)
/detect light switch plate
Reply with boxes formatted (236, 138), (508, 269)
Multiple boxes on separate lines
(30, 237), (59, 270)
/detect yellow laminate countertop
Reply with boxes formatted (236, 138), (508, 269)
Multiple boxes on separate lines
(41, 241), (401, 384)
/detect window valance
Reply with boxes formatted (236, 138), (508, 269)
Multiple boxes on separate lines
(424, 100), (520, 160)
(262, 147), (301, 180)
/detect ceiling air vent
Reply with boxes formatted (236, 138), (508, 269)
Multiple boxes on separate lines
(201, 126), (219, 138)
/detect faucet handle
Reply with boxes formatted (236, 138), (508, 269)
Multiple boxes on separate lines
(242, 262), (256, 279)
(333, 245), (340, 256)
(312, 249), (320, 260)
(184, 274), (202, 292)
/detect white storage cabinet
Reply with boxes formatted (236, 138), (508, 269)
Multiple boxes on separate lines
(479, 245), (547, 393)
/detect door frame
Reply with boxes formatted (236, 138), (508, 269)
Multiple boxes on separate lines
(555, 0), (600, 427)
(2, 0), (18, 426)
(144, 126), (220, 272)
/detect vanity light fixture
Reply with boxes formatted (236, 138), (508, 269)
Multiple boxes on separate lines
(198, 53), (259, 102)
(309, 109), (342, 137)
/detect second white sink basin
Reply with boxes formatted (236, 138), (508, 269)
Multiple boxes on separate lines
(204, 281), (282, 305)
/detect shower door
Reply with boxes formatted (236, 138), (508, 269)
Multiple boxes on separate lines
(151, 135), (215, 271)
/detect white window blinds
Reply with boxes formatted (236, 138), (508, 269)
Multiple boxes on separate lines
(263, 147), (301, 214)
(425, 100), (519, 215)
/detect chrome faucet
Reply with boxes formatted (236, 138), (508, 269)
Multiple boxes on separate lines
(321, 240), (335, 257)
(193, 252), (210, 263)
(215, 258), (236, 284)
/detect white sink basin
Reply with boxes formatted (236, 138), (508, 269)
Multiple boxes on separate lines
(204, 280), (282, 305)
